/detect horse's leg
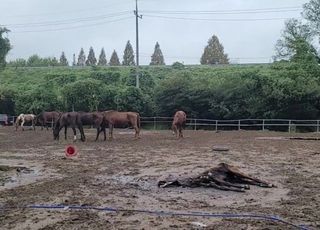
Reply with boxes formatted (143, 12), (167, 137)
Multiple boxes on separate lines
(72, 126), (77, 141)
(226, 166), (274, 188)
(202, 182), (246, 192)
(95, 127), (100, 141)
(32, 119), (36, 131)
(103, 127), (106, 141)
(78, 125), (85, 142)
(172, 124), (178, 137)
(133, 124), (139, 139)
(179, 125), (183, 138)
(109, 123), (113, 140)
(209, 176), (250, 190)
(64, 126), (68, 140)
(21, 119), (25, 131)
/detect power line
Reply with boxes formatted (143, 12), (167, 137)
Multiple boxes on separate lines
(11, 17), (132, 33)
(143, 14), (300, 21)
(1, 11), (131, 28)
(2, 0), (132, 18)
(140, 9), (302, 15)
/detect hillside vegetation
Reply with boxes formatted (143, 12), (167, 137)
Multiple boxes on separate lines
(0, 62), (320, 119)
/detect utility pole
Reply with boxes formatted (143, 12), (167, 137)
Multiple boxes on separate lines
(134, 0), (142, 88)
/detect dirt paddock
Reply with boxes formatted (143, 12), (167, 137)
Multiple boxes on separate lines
(0, 127), (319, 229)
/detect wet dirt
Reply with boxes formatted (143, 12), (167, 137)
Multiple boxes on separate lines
(0, 127), (319, 229)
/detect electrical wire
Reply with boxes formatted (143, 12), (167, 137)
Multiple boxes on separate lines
(11, 16), (133, 33)
(0, 204), (310, 230)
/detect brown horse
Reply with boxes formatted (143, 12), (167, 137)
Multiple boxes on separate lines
(79, 112), (106, 141)
(172, 111), (187, 138)
(15, 114), (36, 131)
(36, 111), (61, 130)
(53, 112), (85, 142)
(158, 163), (275, 192)
(101, 110), (140, 140)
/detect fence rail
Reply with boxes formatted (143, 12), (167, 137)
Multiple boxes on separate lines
(3, 116), (320, 133)
(140, 117), (320, 133)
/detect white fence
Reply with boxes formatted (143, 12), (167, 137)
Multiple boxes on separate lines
(141, 117), (320, 133)
(5, 116), (320, 133)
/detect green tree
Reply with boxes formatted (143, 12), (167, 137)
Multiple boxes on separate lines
(109, 50), (120, 66)
(200, 35), (229, 65)
(122, 40), (135, 66)
(275, 19), (318, 63)
(115, 86), (145, 113)
(7, 58), (26, 67)
(62, 79), (103, 111)
(27, 54), (42, 66)
(150, 42), (165, 65)
(59, 52), (68, 66)
(98, 48), (107, 66)
(0, 87), (15, 114)
(72, 53), (76, 66)
(0, 27), (11, 70)
(86, 46), (97, 66)
(77, 48), (86, 66)
(303, 0), (320, 38)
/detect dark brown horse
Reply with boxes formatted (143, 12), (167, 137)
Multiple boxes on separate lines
(172, 111), (187, 138)
(79, 112), (106, 141)
(101, 110), (140, 140)
(36, 111), (61, 130)
(158, 163), (275, 192)
(53, 112), (86, 142)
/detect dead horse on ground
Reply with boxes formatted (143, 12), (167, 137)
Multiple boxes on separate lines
(158, 163), (276, 192)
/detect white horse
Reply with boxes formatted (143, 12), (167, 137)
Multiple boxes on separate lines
(15, 114), (36, 131)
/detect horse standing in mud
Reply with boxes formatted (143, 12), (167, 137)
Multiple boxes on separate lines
(36, 111), (61, 130)
(79, 112), (106, 141)
(15, 114), (36, 131)
(53, 112), (86, 142)
(100, 110), (140, 140)
(172, 111), (187, 138)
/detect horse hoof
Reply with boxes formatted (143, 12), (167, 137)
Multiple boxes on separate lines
(244, 185), (250, 190)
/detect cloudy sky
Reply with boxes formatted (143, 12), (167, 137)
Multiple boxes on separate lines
(0, 0), (309, 65)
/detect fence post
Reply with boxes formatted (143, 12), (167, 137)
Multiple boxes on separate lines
(317, 120), (319, 133)
(153, 117), (156, 130)
(262, 119), (265, 131)
(288, 120), (291, 133)
(194, 119), (197, 131)
(238, 120), (241, 131)
(215, 120), (218, 132)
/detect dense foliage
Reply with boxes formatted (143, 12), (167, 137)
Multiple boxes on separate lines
(1, 62), (320, 119)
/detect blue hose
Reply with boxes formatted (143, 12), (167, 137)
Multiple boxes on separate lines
(0, 204), (310, 230)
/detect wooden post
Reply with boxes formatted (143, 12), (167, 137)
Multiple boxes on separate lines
(262, 119), (265, 131)
(238, 120), (241, 131)
(194, 119), (197, 131)
(215, 120), (218, 132)
(288, 120), (291, 133)
(153, 117), (156, 130)
(317, 120), (319, 133)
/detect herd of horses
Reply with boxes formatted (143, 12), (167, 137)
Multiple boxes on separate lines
(14, 110), (187, 141)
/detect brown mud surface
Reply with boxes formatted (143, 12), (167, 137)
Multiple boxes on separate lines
(0, 127), (319, 229)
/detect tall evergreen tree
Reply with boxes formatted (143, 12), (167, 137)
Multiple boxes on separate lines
(98, 48), (107, 66)
(72, 54), (76, 66)
(86, 46), (97, 66)
(200, 35), (229, 65)
(59, 52), (68, 66)
(109, 50), (120, 66)
(0, 27), (11, 70)
(122, 40), (135, 66)
(77, 48), (86, 66)
(150, 42), (165, 65)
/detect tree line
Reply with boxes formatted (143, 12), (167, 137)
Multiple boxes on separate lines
(0, 0), (320, 121)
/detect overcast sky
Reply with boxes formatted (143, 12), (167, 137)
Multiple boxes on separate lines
(0, 0), (309, 65)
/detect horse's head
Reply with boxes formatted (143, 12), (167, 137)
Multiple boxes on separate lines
(53, 114), (62, 140)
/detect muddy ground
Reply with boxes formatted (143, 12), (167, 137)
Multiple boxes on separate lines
(0, 127), (319, 230)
